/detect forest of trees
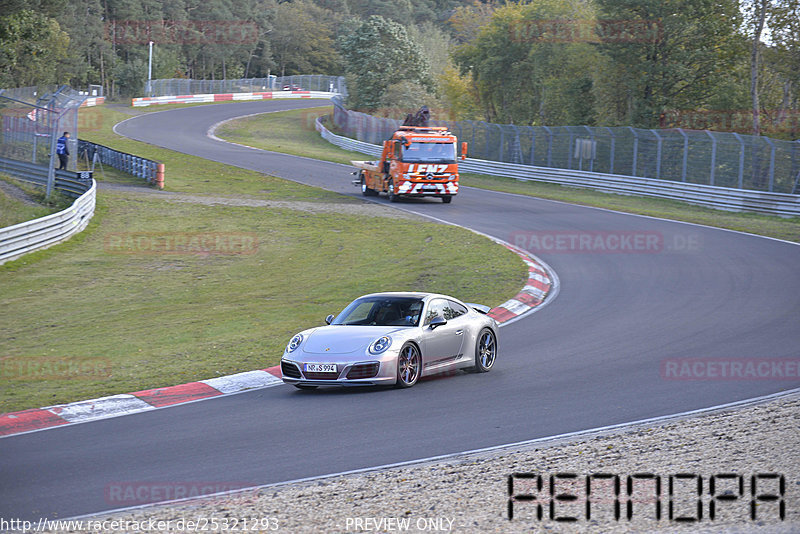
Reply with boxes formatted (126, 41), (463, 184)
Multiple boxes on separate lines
(0, 0), (797, 137)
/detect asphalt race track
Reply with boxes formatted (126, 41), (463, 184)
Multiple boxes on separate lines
(2, 100), (799, 521)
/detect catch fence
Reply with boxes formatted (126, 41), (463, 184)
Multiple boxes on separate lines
(331, 98), (800, 195)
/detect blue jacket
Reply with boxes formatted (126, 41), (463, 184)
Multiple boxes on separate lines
(56, 136), (69, 155)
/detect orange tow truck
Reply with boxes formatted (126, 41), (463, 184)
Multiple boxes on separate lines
(351, 125), (467, 203)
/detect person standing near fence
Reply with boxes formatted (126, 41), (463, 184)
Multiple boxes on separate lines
(56, 132), (70, 170)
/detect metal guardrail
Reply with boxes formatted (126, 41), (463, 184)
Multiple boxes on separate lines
(0, 158), (96, 264)
(78, 140), (164, 188)
(315, 117), (800, 217)
(0, 156), (93, 197)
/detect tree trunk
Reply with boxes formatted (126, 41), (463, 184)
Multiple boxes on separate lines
(751, 0), (767, 136)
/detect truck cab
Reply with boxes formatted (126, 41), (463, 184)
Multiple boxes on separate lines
(353, 126), (466, 204)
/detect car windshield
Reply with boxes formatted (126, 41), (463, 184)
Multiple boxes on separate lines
(332, 296), (424, 327)
(401, 142), (456, 164)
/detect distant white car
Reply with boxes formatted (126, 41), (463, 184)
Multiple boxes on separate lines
(280, 292), (498, 389)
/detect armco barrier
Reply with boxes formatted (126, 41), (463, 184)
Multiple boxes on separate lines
(0, 159), (96, 264)
(315, 117), (800, 217)
(78, 140), (164, 188)
(132, 90), (337, 107)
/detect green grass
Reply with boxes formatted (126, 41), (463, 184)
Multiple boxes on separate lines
(215, 106), (368, 165)
(216, 107), (800, 243)
(0, 188), (51, 228)
(0, 103), (527, 413)
(0, 176), (74, 227)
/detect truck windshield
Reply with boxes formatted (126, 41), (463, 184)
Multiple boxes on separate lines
(401, 142), (456, 164)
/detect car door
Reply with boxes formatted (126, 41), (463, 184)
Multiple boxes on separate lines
(422, 298), (466, 368)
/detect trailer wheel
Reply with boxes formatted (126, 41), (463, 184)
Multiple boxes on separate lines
(441, 195), (453, 204)
(360, 173), (376, 196)
(387, 179), (399, 202)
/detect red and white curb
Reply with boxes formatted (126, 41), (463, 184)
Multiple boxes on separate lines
(132, 91), (336, 107)
(487, 243), (553, 324)
(0, 252), (552, 438)
(0, 369), (282, 438)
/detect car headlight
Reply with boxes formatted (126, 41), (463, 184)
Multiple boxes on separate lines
(286, 334), (304, 353)
(369, 336), (392, 354)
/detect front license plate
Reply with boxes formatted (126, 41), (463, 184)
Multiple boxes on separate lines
(423, 184), (437, 191)
(305, 363), (337, 373)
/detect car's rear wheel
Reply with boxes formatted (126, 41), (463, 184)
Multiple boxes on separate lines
(441, 195), (452, 203)
(471, 328), (496, 372)
(395, 343), (421, 388)
(387, 179), (399, 202)
(294, 384), (318, 390)
(361, 173), (376, 196)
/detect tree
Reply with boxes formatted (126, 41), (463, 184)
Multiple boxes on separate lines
(0, 10), (69, 88)
(268, 0), (340, 77)
(750, 0), (769, 135)
(594, 0), (742, 127)
(339, 15), (433, 110)
(452, 1), (598, 124)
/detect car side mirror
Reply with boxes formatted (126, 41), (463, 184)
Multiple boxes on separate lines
(461, 141), (468, 160)
(429, 316), (447, 329)
(325, 314), (334, 325)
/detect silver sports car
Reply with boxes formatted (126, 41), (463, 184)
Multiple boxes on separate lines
(280, 292), (499, 389)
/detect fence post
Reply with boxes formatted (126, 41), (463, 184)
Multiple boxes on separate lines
(651, 129), (662, 179)
(606, 127), (615, 174)
(543, 126), (553, 167)
(678, 128), (688, 182)
(705, 130), (717, 186)
(765, 137), (775, 192)
(46, 112), (57, 199)
(628, 127), (638, 177)
(528, 127), (536, 166)
(732, 132), (745, 189)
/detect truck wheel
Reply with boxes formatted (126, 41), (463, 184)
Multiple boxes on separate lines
(441, 196), (453, 204)
(387, 179), (399, 202)
(360, 174), (376, 196)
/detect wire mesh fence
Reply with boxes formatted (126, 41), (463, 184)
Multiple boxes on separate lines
(144, 75), (347, 97)
(0, 85), (87, 195)
(331, 98), (800, 194)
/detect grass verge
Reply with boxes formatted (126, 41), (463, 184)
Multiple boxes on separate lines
(217, 106), (800, 243)
(0, 104), (527, 413)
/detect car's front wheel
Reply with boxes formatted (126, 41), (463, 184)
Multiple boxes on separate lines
(395, 343), (421, 388)
(471, 328), (497, 372)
